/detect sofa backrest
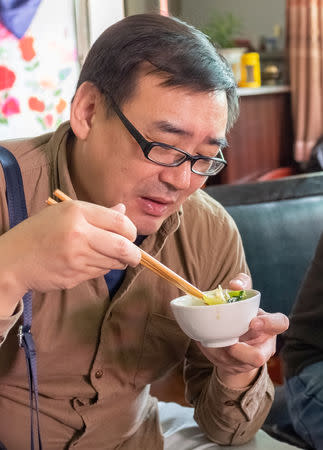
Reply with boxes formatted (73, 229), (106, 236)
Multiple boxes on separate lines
(204, 172), (323, 316)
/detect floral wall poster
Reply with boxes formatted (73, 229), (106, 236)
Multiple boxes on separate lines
(0, 0), (79, 139)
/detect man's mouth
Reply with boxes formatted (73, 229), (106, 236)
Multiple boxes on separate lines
(138, 196), (175, 217)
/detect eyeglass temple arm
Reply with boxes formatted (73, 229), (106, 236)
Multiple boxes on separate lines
(108, 96), (149, 149)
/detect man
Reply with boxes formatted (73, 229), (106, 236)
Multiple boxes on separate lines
(0, 14), (288, 449)
(282, 232), (323, 449)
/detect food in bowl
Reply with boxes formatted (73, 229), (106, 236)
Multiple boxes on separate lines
(170, 288), (260, 347)
(202, 285), (247, 305)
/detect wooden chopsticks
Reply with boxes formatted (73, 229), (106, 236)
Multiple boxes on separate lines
(139, 249), (204, 299)
(46, 189), (205, 300)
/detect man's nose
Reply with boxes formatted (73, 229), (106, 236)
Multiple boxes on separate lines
(159, 161), (192, 191)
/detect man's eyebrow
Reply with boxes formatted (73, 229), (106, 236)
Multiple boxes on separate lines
(153, 120), (192, 136)
(209, 137), (228, 148)
(153, 121), (228, 148)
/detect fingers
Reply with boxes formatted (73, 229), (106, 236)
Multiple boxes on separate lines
(198, 309), (288, 378)
(197, 339), (275, 374)
(74, 201), (138, 242)
(110, 203), (126, 214)
(228, 339), (275, 368)
(45, 200), (141, 269)
(55, 200), (141, 266)
(250, 312), (289, 335)
(229, 272), (252, 290)
(87, 226), (141, 267)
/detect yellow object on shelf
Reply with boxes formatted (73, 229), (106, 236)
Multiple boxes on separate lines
(239, 52), (261, 88)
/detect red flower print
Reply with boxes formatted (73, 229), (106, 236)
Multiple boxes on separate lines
(28, 96), (45, 112)
(0, 23), (13, 40)
(1, 97), (20, 117)
(44, 114), (53, 127)
(56, 98), (67, 114)
(0, 66), (16, 90)
(19, 36), (36, 61)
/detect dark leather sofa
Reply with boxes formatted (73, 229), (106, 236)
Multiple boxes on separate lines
(205, 172), (323, 317)
(205, 171), (323, 449)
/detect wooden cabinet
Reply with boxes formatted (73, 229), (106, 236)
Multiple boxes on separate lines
(207, 86), (294, 186)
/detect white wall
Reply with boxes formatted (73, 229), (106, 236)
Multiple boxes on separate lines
(88, 0), (125, 44)
(181, 0), (285, 49)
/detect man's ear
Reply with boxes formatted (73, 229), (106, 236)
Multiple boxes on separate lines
(70, 82), (101, 140)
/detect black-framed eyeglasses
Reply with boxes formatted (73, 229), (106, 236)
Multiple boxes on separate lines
(109, 98), (227, 176)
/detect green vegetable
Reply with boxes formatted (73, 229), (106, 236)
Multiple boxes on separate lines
(227, 290), (247, 303)
(202, 286), (247, 305)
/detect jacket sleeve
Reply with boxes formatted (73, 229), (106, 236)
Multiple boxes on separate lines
(184, 341), (274, 445)
(282, 232), (323, 378)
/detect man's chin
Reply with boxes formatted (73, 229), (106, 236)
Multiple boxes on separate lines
(135, 215), (166, 236)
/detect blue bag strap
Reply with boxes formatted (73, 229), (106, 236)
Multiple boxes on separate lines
(0, 146), (42, 450)
(0, 146), (28, 228)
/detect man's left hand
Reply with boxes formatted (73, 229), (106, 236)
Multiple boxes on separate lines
(197, 273), (289, 388)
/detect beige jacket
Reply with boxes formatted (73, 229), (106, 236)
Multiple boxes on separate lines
(0, 123), (274, 449)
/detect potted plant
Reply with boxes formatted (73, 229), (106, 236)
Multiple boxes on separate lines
(200, 11), (246, 83)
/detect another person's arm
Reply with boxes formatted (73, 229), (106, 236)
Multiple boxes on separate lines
(282, 233), (323, 449)
(282, 232), (323, 377)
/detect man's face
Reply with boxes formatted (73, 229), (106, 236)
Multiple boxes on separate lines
(74, 73), (228, 235)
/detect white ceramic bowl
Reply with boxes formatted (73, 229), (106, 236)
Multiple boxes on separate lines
(170, 289), (260, 348)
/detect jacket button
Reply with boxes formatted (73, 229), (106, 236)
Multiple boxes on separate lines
(95, 369), (103, 379)
(224, 400), (235, 406)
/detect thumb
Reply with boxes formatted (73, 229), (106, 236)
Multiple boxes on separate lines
(229, 273), (252, 290)
(110, 203), (126, 214)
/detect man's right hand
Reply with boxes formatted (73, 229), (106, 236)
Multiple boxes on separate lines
(0, 200), (141, 315)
